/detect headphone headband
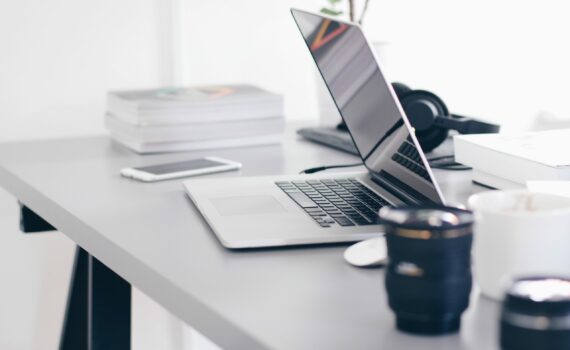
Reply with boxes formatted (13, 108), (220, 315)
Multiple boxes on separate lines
(436, 114), (501, 134)
(391, 82), (500, 152)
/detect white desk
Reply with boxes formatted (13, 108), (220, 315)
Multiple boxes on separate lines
(0, 126), (496, 350)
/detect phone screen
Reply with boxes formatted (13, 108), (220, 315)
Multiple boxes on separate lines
(134, 159), (226, 175)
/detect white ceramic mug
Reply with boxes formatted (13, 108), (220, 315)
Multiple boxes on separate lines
(468, 190), (570, 300)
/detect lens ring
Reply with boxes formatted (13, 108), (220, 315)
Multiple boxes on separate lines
(502, 310), (570, 331)
(379, 206), (474, 231)
(390, 226), (472, 239)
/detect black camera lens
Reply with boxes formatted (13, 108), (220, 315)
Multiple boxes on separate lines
(379, 206), (474, 335)
(501, 277), (570, 350)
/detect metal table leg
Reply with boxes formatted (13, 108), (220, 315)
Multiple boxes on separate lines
(18, 203), (131, 349)
(19, 203), (55, 233)
(60, 247), (131, 350)
(60, 248), (88, 349)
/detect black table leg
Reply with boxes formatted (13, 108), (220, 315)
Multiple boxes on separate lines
(88, 252), (131, 350)
(18, 203), (131, 349)
(60, 247), (131, 350)
(19, 203), (55, 233)
(60, 247), (88, 349)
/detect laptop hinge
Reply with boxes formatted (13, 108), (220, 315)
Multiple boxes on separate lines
(370, 171), (428, 206)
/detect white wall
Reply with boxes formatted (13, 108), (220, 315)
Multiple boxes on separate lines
(4, 0), (570, 140)
(0, 0), (170, 141)
(180, 0), (324, 121)
(362, 0), (570, 131)
(0, 193), (75, 350)
(181, 0), (570, 131)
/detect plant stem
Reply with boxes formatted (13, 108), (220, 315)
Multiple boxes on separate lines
(349, 0), (355, 22)
(359, 0), (371, 24)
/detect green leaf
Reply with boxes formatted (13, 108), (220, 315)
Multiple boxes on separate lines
(320, 7), (343, 16)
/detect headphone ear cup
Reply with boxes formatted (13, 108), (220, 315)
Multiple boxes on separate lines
(391, 82), (412, 100)
(399, 90), (450, 153)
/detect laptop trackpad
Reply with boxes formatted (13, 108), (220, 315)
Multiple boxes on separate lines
(211, 195), (286, 216)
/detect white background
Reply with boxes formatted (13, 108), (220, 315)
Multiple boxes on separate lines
(1, 0), (570, 349)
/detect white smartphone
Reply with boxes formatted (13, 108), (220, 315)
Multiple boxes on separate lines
(120, 157), (241, 182)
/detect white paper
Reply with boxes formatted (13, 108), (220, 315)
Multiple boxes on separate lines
(456, 129), (570, 167)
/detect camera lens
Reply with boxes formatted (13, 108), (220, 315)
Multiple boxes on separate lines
(501, 277), (570, 350)
(379, 206), (474, 335)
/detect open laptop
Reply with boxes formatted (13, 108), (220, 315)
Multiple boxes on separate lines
(183, 8), (445, 249)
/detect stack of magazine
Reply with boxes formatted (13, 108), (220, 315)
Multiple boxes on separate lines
(105, 84), (285, 153)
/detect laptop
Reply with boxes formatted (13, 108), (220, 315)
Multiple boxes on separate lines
(183, 8), (445, 249)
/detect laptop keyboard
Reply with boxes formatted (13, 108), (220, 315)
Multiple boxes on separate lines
(392, 138), (431, 181)
(275, 178), (389, 228)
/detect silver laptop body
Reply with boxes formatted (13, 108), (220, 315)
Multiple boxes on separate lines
(184, 9), (445, 249)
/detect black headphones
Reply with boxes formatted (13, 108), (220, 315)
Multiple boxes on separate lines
(390, 82), (500, 152)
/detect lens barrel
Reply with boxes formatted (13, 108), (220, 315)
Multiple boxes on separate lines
(379, 206), (474, 335)
(501, 277), (570, 350)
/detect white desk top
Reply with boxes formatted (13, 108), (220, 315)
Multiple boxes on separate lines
(0, 127), (496, 350)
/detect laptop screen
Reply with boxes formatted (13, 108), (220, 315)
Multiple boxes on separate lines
(291, 9), (443, 205)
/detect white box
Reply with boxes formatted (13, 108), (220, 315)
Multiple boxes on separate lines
(454, 129), (570, 188)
